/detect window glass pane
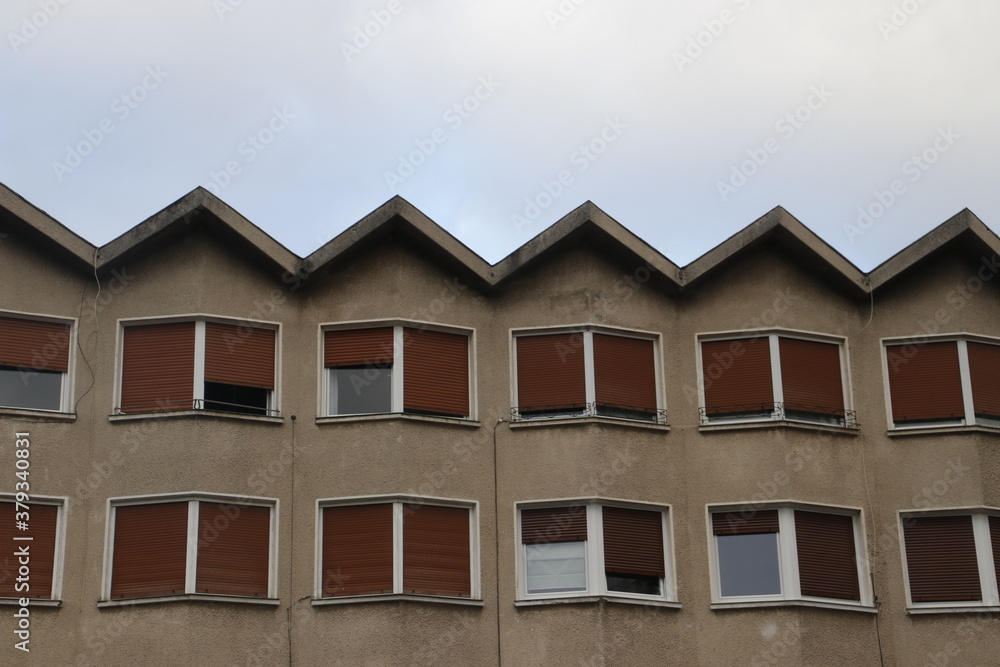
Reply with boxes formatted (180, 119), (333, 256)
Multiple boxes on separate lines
(606, 573), (660, 595)
(718, 533), (781, 597)
(204, 382), (269, 415)
(526, 541), (586, 593)
(0, 367), (61, 410)
(328, 366), (392, 415)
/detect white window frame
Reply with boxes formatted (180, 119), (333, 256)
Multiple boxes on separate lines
(510, 325), (665, 424)
(0, 310), (76, 414)
(313, 495), (481, 605)
(898, 507), (1000, 614)
(708, 502), (874, 612)
(515, 498), (677, 606)
(100, 492), (279, 606)
(697, 330), (853, 428)
(318, 320), (476, 421)
(114, 315), (281, 417)
(0, 494), (66, 605)
(882, 334), (1000, 431)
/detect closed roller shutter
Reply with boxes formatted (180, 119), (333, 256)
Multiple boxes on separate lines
(593, 334), (657, 414)
(196, 503), (270, 597)
(702, 338), (773, 415)
(403, 328), (469, 418)
(516, 333), (586, 413)
(603, 506), (664, 577)
(403, 505), (470, 597)
(903, 515), (981, 602)
(794, 510), (860, 600)
(322, 504), (393, 596)
(111, 502), (188, 599)
(0, 502), (58, 598)
(780, 338), (844, 416)
(887, 342), (964, 423)
(121, 323), (195, 412)
(205, 323), (275, 389)
(968, 342), (1000, 420)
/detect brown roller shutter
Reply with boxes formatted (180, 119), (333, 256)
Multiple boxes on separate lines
(702, 338), (773, 415)
(111, 502), (188, 599)
(205, 323), (275, 389)
(196, 503), (270, 597)
(794, 511), (860, 600)
(521, 506), (588, 544)
(403, 505), (470, 597)
(968, 342), (1000, 420)
(516, 333), (586, 413)
(593, 334), (657, 414)
(779, 338), (845, 416)
(603, 506), (665, 577)
(991, 516), (1000, 593)
(322, 504), (393, 596)
(121, 323), (195, 412)
(903, 515), (981, 602)
(712, 509), (779, 536)
(403, 328), (469, 417)
(0, 316), (70, 372)
(886, 342), (964, 423)
(0, 502), (58, 598)
(324, 328), (394, 367)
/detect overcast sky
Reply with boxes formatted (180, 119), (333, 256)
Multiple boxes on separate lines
(2, 1), (997, 269)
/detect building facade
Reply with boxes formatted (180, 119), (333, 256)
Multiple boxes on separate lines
(0, 182), (998, 666)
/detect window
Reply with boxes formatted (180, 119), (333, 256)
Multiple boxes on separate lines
(710, 504), (870, 609)
(317, 497), (478, 602)
(885, 337), (1000, 429)
(104, 495), (276, 602)
(117, 319), (277, 416)
(0, 497), (63, 601)
(516, 501), (674, 604)
(322, 324), (472, 419)
(0, 314), (72, 412)
(699, 332), (853, 427)
(512, 328), (663, 423)
(900, 510), (1000, 612)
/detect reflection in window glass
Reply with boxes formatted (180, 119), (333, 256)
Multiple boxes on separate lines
(718, 532), (781, 597)
(0, 367), (61, 411)
(328, 366), (392, 415)
(526, 541), (586, 594)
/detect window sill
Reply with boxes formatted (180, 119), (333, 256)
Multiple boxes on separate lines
(108, 410), (283, 425)
(509, 416), (668, 432)
(0, 598), (60, 607)
(312, 594), (483, 608)
(316, 413), (481, 428)
(711, 599), (876, 614)
(887, 425), (1000, 438)
(98, 594), (280, 608)
(0, 407), (75, 422)
(699, 419), (857, 436)
(907, 605), (1000, 615)
(515, 596), (679, 609)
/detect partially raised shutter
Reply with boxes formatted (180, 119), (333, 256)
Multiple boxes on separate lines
(991, 516), (1000, 594)
(794, 510), (860, 600)
(516, 333), (586, 413)
(205, 323), (275, 389)
(324, 328), (394, 367)
(521, 506), (588, 544)
(196, 503), (270, 597)
(593, 334), (657, 414)
(702, 338), (773, 415)
(322, 504), (393, 596)
(968, 342), (1000, 420)
(603, 506), (664, 577)
(712, 509), (779, 536)
(0, 317), (70, 372)
(903, 515), (981, 602)
(121, 323), (195, 412)
(0, 502), (57, 598)
(111, 502), (188, 599)
(403, 328), (469, 418)
(403, 505), (470, 597)
(886, 342), (964, 423)
(780, 338), (845, 416)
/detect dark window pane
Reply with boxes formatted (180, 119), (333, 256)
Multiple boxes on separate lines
(606, 572), (660, 595)
(328, 366), (391, 415)
(718, 533), (781, 597)
(203, 382), (269, 415)
(0, 366), (61, 411)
